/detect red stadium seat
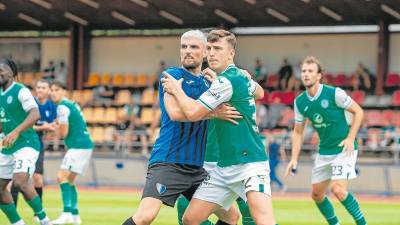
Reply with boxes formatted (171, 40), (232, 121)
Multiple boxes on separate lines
(394, 111), (400, 127)
(260, 90), (269, 104)
(392, 91), (400, 106)
(365, 110), (385, 127)
(333, 73), (349, 87)
(266, 74), (278, 88)
(323, 73), (334, 85)
(382, 110), (394, 126)
(351, 90), (365, 105)
(281, 91), (295, 105)
(385, 73), (400, 87)
(269, 91), (282, 103)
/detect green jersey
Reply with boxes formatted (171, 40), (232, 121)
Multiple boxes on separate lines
(199, 65), (267, 167)
(0, 82), (40, 155)
(204, 119), (219, 162)
(294, 84), (357, 155)
(57, 99), (94, 150)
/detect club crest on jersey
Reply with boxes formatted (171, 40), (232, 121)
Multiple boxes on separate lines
(156, 183), (167, 195)
(7, 96), (12, 104)
(312, 113), (323, 124)
(321, 99), (329, 108)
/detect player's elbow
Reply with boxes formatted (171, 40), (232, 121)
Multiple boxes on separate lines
(255, 89), (264, 100)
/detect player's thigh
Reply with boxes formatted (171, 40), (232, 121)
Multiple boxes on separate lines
(311, 179), (331, 201)
(183, 198), (221, 224)
(0, 152), (14, 180)
(32, 173), (44, 187)
(133, 197), (163, 223)
(246, 191), (275, 225)
(311, 154), (335, 184)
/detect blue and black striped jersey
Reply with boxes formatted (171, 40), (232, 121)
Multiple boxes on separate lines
(149, 67), (210, 167)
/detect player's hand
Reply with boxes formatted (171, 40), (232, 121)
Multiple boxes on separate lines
(203, 68), (217, 82)
(3, 130), (20, 148)
(339, 137), (355, 154)
(212, 103), (242, 125)
(285, 159), (298, 177)
(161, 72), (183, 95)
(240, 69), (252, 80)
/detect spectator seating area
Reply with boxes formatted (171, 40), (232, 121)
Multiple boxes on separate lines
(18, 71), (400, 154)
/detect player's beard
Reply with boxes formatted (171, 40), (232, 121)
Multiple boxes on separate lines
(183, 62), (200, 71)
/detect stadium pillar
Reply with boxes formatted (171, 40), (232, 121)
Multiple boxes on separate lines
(376, 20), (389, 96)
(68, 25), (90, 90)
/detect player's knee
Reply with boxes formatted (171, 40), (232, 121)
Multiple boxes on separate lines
(132, 213), (156, 225)
(12, 179), (28, 191)
(182, 214), (197, 225)
(33, 176), (44, 188)
(57, 172), (68, 183)
(331, 183), (347, 200)
(225, 208), (240, 224)
(311, 190), (324, 202)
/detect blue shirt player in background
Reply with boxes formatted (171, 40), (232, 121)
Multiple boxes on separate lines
(11, 79), (57, 221)
(122, 30), (242, 225)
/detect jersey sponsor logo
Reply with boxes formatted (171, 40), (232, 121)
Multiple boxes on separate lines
(321, 99), (329, 108)
(7, 96), (12, 104)
(206, 90), (221, 100)
(312, 113), (323, 124)
(0, 107), (9, 123)
(156, 183), (167, 195)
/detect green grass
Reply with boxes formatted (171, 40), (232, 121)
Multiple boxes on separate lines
(1, 189), (399, 225)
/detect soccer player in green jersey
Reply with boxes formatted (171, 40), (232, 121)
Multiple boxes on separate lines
(50, 81), (94, 225)
(285, 56), (367, 225)
(0, 58), (52, 225)
(162, 29), (276, 225)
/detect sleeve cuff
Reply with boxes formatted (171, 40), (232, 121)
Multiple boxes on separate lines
(197, 99), (213, 111)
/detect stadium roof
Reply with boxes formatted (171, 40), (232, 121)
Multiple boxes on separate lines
(0, 0), (400, 31)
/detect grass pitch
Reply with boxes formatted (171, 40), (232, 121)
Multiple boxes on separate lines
(1, 188), (399, 225)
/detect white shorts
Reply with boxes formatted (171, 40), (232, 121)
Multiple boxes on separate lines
(203, 161), (217, 173)
(193, 161), (271, 211)
(0, 147), (39, 179)
(61, 149), (92, 175)
(312, 150), (358, 184)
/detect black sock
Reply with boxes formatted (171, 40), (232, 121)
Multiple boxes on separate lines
(122, 217), (136, 225)
(10, 185), (19, 206)
(216, 220), (235, 225)
(35, 187), (43, 201)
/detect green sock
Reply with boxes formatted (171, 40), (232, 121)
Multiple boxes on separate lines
(315, 197), (339, 225)
(27, 196), (47, 220)
(0, 203), (22, 223)
(70, 184), (79, 215)
(341, 193), (367, 225)
(176, 195), (214, 225)
(236, 198), (256, 225)
(60, 182), (72, 213)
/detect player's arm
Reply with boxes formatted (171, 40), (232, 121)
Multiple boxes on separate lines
(162, 74), (233, 122)
(335, 87), (364, 152)
(164, 93), (189, 121)
(285, 100), (306, 177)
(241, 69), (264, 100)
(56, 105), (70, 138)
(3, 88), (40, 147)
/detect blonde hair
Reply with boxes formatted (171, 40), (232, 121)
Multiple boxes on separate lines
(302, 56), (323, 73)
(207, 29), (237, 49)
(181, 30), (207, 44)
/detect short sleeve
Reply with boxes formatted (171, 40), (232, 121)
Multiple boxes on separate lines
(18, 87), (38, 112)
(57, 105), (70, 124)
(249, 79), (257, 96)
(335, 87), (353, 109)
(294, 100), (305, 123)
(197, 76), (233, 111)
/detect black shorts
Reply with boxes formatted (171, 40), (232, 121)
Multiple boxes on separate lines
(34, 150), (44, 175)
(141, 163), (207, 207)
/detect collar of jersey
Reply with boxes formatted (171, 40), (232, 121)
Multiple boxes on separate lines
(180, 67), (202, 80)
(219, 64), (236, 75)
(1, 81), (16, 96)
(306, 83), (323, 101)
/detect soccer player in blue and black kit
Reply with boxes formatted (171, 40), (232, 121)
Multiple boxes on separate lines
(122, 30), (241, 225)
(11, 79), (57, 221)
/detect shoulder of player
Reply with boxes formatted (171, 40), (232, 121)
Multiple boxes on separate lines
(164, 67), (184, 79)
